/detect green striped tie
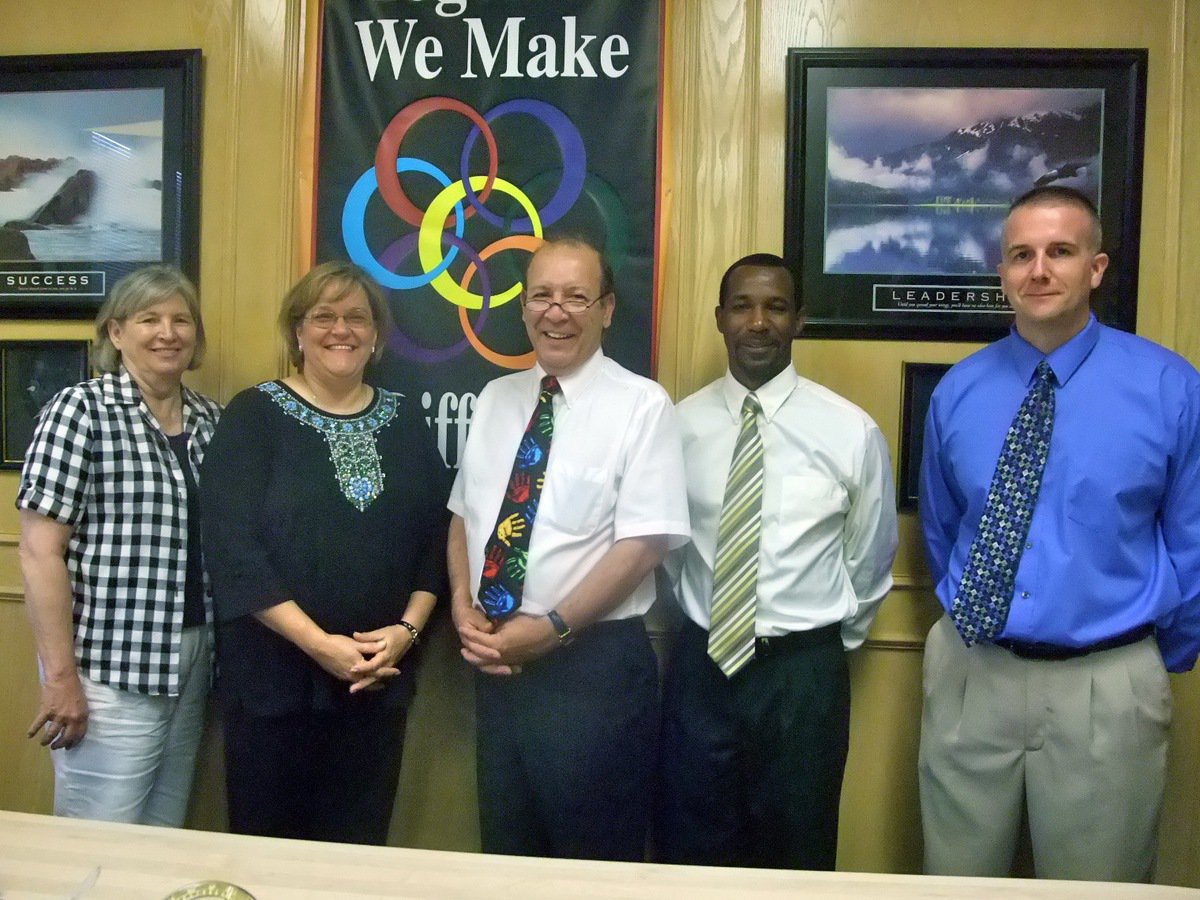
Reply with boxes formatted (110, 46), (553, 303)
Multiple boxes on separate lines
(708, 393), (764, 677)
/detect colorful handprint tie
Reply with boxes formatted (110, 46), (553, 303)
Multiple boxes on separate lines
(477, 375), (561, 620)
(951, 360), (1056, 646)
(707, 393), (764, 677)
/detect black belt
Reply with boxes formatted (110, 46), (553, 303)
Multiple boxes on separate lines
(754, 622), (842, 658)
(993, 623), (1154, 661)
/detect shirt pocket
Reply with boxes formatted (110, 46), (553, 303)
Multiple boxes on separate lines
(540, 462), (613, 535)
(774, 474), (849, 541)
(1064, 448), (1161, 531)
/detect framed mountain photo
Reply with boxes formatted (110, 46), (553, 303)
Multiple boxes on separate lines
(783, 48), (1146, 341)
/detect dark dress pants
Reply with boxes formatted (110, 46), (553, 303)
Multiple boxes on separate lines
(224, 694), (408, 845)
(656, 617), (850, 870)
(474, 617), (659, 861)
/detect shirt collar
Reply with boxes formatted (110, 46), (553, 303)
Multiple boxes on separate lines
(100, 367), (217, 425)
(101, 368), (144, 407)
(532, 348), (604, 408)
(719, 364), (798, 423)
(1007, 314), (1100, 387)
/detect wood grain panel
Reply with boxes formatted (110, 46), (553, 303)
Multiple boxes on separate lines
(659, 0), (754, 398)
(668, 0), (1199, 882)
(1156, 4), (1200, 886)
(0, 0), (306, 826)
(2, 0), (1199, 885)
(0, 600), (53, 814)
(841, 645), (926, 872)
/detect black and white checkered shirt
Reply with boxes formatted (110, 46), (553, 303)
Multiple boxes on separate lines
(17, 369), (222, 696)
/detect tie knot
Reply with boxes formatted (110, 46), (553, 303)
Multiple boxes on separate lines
(741, 393), (762, 419)
(541, 375), (561, 395)
(1035, 360), (1055, 387)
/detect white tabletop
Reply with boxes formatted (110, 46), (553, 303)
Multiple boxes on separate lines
(0, 811), (1194, 899)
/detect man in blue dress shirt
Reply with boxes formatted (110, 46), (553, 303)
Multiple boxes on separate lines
(919, 185), (1200, 882)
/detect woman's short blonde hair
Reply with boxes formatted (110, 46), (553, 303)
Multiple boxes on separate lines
(93, 266), (205, 374)
(278, 261), (391, 371)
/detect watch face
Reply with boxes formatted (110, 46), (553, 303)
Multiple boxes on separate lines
(164, 881), (257, 900)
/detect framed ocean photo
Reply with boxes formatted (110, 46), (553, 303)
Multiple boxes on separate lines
(0, 50), (201, 319)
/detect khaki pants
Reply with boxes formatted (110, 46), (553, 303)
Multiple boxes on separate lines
(918, 615), (1169, 882)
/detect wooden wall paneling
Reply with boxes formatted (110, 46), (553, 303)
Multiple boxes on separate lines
(0, 0), (307, 825)
(1156, 0), (1200, 887)
(0, 601), (52, 814)
(388, 617), (480, 851)
(744, 0), (1197, 880)
(660, 0), (756, 400)
(840, 644), (927, 872)
(216, 0), (304, 398)
(1176, 0), (1200, 365)
(188, 0), (244, 404)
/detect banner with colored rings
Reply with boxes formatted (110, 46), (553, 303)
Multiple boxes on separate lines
(316, 0), (662, 468)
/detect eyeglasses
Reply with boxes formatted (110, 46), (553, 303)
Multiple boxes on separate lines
(522, 291), (611, 315)
(304, 310), (374, 330)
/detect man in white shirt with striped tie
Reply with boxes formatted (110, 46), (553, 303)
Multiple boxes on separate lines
(657, 252), (898, 870)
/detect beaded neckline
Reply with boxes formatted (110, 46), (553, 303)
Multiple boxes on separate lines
(258, 381), (398, 511)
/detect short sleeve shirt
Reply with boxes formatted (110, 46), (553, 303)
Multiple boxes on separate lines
(16, 370), (221, 695)
(449, 351), (690, 619)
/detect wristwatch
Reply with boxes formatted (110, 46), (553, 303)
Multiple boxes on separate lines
(546, 609), (574, 646)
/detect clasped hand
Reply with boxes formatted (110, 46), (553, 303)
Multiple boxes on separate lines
(452, 603), (557, 676)
(315, 626), (414, 694)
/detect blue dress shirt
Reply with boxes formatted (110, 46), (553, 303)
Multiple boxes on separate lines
(920, 316), (1200, 672)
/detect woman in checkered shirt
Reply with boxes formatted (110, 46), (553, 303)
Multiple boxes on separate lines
(16, 265), (221, 827)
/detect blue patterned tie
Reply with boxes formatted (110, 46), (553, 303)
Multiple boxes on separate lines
(951, 360), (1055, 645)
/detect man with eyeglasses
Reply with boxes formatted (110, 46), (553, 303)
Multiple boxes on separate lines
(447, 236), (690, 861)
(656, 253), (897, 870)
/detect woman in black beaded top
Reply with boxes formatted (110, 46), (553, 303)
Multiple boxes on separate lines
(201, 261), (449, 845)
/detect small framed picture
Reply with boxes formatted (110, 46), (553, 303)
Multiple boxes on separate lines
(1, 340), (91, 468)
(898, 362), (952, 511)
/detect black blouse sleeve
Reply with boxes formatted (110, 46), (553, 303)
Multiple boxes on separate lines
(200, 388), (291, 623)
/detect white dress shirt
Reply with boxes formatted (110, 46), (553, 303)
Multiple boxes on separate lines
(671, 365), (898, 650)
(449, 350), (690, 620)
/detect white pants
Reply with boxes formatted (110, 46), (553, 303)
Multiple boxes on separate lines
(919, 615), (1169, 882)
(52, 625), (211, 827)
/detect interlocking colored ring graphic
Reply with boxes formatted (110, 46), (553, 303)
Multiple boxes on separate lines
(457, 235), (543, 370)
(420, 175), (543, 311)
(459, 99), (586, 231)
(340, 95), (626, 370)
(375, 97), (498, 227)
(343, 158), (463, 290)
(380, 231), (491, 365)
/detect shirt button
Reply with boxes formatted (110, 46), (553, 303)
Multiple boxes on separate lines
(1025, 542), (1033, 550)
(1021, 591), (1030, 599)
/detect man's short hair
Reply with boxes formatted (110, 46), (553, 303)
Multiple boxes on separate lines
(1008, 185), (1103, 251)
(524, 236), (615, 298)
(718, 253), (798, 309)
